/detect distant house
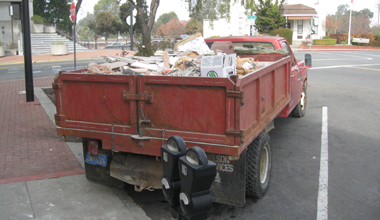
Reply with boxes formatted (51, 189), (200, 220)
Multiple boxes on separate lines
(282, 3), (326, 47)
(203, 0), (326, 47)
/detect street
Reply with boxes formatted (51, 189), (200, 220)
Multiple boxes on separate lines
(0, 58), (102, 82)
(1, 51), (379, 220)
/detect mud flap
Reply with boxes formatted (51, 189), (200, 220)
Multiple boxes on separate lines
(207, 152), (246, 207)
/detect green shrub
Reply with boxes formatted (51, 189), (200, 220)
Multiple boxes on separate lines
(31, 15), (44, 24)
(269, 28), (293, 45)
(340, 41), (347, 45)
(0, 42), (3, 47)
(313, 39), (337, 45)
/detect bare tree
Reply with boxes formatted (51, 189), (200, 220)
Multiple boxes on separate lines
(131, 0), (160, 56)
(325, 15), (338, 34)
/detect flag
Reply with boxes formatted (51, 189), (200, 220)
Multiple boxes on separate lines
(351, 0), (354, 4)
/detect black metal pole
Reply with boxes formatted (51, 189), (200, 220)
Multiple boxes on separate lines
(73, 22), (77, 70)
(130, 3), (133, 51)
(22, 0), (34, 102)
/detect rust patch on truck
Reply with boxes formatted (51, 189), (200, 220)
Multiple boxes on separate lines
(110, 153), (162, 191)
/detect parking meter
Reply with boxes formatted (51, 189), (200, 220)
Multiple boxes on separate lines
(161, 136), (187, 218)
(178, 147), (216, 220)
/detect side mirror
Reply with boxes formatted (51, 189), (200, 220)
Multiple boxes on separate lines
(305, 54), (312, 68)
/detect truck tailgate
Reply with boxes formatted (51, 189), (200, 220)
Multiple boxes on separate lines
(136, 75), (237, 151)
(54, 72), (138, 149)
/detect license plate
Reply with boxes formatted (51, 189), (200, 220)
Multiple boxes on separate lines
(85, 153), (107, 167)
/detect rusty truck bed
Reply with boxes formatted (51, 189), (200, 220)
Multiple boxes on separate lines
(54, 56), (292, 157)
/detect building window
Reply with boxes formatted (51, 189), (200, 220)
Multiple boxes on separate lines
(241, 0), (245, 6)
(297, 20), (303, 34)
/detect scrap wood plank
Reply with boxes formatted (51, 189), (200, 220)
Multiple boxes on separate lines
(103, 61), (129, 71)
(130, 62), (160, 71)
(105, 56), (137, 64)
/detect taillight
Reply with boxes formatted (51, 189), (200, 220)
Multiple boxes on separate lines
(88, 140), (98, 155)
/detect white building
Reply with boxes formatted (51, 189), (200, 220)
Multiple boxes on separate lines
(203, 1), (257, 38)
(0, 0), (34, 52)
(203, 0), (327, 46)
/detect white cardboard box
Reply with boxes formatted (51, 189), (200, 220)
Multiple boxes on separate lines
(201, 54), (236, 78)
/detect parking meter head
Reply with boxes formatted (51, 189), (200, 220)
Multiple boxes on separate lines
(161, 136), (187, 205)
(178, 147), (216, 219)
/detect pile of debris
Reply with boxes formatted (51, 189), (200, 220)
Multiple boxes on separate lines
(86, 33), (260, 78)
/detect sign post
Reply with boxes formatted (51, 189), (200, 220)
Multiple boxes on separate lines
(129, 3), (134, 51)
(22, 0), (34, 102)
(70, 2), (77, 70)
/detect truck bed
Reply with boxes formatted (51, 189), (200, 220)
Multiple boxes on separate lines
(54, 56), (292, 157)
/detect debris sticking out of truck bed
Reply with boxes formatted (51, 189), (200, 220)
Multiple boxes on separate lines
(86, 33), (280, 77)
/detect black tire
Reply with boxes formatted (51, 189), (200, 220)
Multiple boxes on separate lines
(292, 83), (307, 118)
(83, 139), (125, 188)
(246, 132), (272, 199)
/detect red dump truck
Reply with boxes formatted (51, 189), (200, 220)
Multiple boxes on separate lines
(53, 36), (310, 207)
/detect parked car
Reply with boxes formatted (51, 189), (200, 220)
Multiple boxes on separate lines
(106, 42), (123, 48)
(177, 34), (190, 41)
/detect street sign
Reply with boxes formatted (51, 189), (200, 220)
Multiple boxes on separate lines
(70, 2), (76, 23)
(94, 36), (98, 41)
(247, 15), (257, 19)
(126, 9), (137, 25)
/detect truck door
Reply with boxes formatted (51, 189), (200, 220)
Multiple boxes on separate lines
(280, 41), (303, 110)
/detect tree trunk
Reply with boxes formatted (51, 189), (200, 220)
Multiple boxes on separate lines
(133, 0), (160, 56)
(76, 0), (83, 15)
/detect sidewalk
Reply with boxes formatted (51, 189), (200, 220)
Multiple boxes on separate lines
(0, 49), (150, 220)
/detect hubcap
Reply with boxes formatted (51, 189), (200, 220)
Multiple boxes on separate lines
(260, 144), (269, 184)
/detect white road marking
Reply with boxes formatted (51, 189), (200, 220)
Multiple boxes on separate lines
(317, 107), (329, 220)
(332, 53), (372, 60)
(312, 59), (361, 61)
(311, 64), (380, 70)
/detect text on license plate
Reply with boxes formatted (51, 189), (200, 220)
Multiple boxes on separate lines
(85, 153), (107, 167)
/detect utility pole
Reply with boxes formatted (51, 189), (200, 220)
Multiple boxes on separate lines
(348, 6), (352, 45)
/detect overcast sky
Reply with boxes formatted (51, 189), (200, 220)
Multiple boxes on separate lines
(77, 0), (190, 21)
(76, 0), (379, 25)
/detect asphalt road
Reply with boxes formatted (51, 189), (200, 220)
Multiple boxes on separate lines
(1, 51), (379, 219)
(0, 58), (103, 82)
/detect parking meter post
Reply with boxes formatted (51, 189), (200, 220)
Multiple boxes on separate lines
(161, 136), (187, 219)
(178, 147), (216, 220)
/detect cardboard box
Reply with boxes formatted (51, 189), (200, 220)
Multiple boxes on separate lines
(201, 54), (236, 78)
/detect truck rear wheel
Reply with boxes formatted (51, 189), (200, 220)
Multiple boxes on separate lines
(292, 84), (307, 118)
(246, 132), (272, 199)
(82, 139), (125, 188)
